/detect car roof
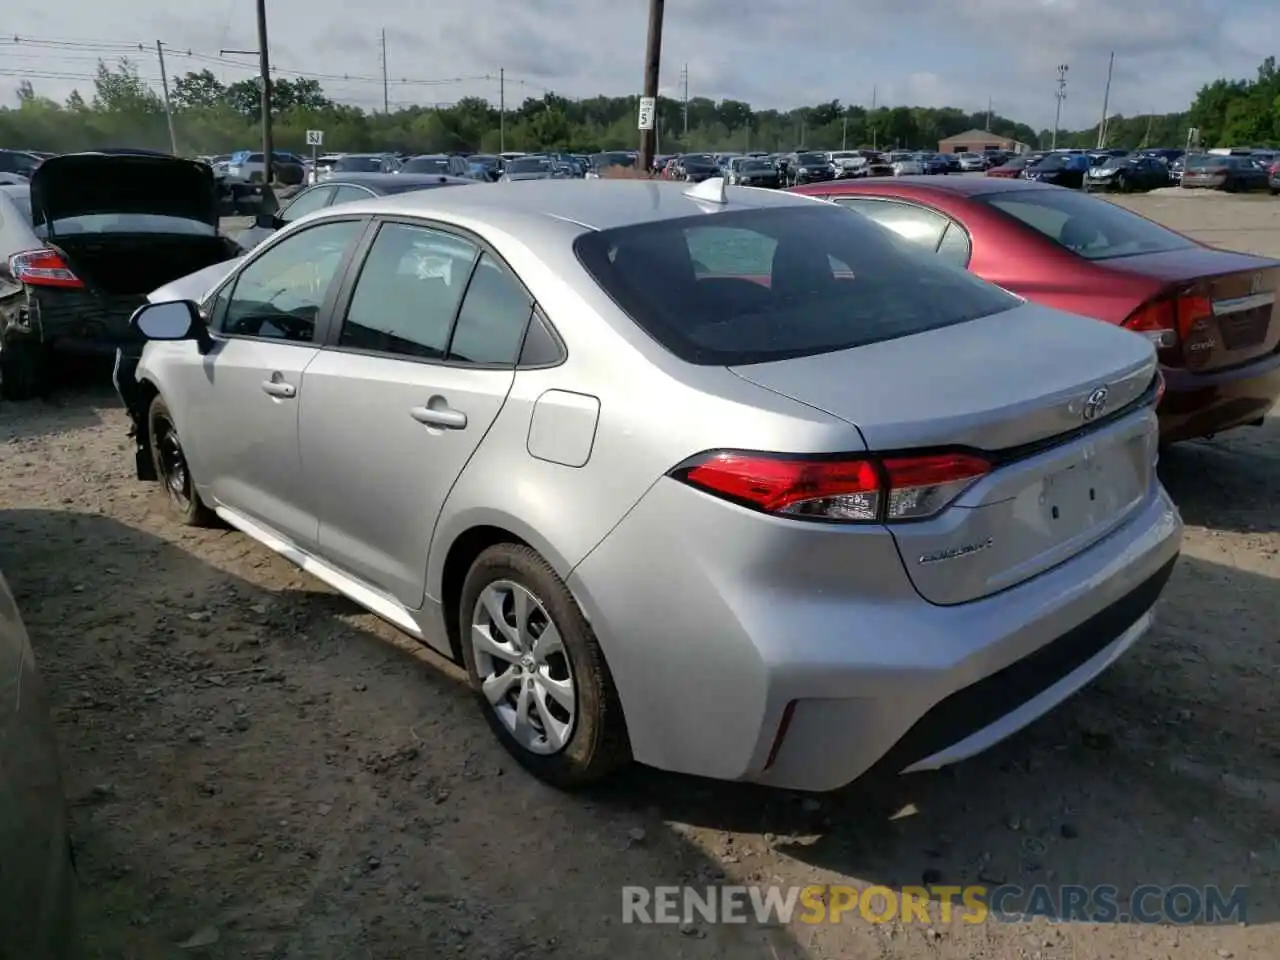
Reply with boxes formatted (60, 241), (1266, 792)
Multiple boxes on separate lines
(843, 175), (1066, 198)
(329, 177), (823, 232)
(322, 172), (470, 189)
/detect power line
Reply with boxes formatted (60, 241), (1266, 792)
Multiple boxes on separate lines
(1, 35), (518, 89)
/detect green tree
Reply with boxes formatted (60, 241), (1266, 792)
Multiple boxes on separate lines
(93, 58), (162, 113)
(171, 69), (225, 110)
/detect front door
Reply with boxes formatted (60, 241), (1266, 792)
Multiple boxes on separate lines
(181, 218), (366, 549)
(300, 222), (534, 606)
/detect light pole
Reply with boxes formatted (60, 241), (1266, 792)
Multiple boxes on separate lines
(1051, 63), (1068, 150)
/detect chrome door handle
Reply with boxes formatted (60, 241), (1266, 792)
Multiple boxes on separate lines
(409, 405), (467, 429)
(261, 380), (296, 399)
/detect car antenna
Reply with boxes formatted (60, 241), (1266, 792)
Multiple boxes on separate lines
(684, 176), (727, 205)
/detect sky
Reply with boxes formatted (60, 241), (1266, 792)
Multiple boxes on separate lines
(2, 0), (1276, 132)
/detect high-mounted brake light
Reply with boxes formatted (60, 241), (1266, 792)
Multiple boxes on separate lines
(1123, 291), (1212, 353)
(8, 248), (84, 289)
(671, 450), (991, 523)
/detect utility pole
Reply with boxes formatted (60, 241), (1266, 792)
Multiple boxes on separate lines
(637, 0), (665, 172)
(499, 67), (505, 153)
(986, 95), (992, 131)
(155, 41), (178, 154)
(870, 85), (877, 151)
(222, 1), (273, 184)
(680, 62), (688, 136)
(1051, 63), (1068, 150)
(841, 115), (847, 151)
(1097, 51), (1114, 149)
(380, 29), (389, 113)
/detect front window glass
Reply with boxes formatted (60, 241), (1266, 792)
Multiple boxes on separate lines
(218, 220), (361, 340)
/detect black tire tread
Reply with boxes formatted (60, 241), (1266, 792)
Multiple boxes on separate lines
(147, 394), (217, 527)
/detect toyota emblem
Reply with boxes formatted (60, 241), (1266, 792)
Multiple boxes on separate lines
(1081, 386), (1109, 422)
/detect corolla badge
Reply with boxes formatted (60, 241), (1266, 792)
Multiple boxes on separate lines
(1081, 386), (1110, 422)
(918, 538), (994, 565)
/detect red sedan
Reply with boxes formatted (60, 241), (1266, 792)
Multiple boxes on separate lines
(790, 176), (1280, 444)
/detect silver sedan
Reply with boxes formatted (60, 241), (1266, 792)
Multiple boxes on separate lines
(116, 178), (1182, 791)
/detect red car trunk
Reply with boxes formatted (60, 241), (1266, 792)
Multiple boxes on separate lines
(1106, 249), (1280, 374)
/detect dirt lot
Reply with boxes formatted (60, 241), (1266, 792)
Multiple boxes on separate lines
(1, 193), (1277, 960)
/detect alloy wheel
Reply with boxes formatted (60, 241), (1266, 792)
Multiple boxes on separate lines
(470, 580), (577, 755)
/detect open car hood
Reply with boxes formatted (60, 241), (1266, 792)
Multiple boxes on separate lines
(29, 152), (219, 230)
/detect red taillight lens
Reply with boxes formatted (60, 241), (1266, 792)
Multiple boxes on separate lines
(1123, 292), (1212, 352)
(8, 248), (83, 289)
(673, 450), (990, 523)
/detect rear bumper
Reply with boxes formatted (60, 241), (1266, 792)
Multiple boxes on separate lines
(24, 288), (143, 352)
(1159, 351), (1280, 442)
(569, 478), (1182, 792)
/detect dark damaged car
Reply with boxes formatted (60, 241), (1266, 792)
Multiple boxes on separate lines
(0, 151), (242, 399)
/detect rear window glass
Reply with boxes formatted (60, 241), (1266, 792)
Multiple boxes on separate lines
(401, 157), (450, 173)
(980, 188), (1195, 261)
(334, 156), (382, 172)
(573, 205), (1018, 366)
(507, 158), (552, 174)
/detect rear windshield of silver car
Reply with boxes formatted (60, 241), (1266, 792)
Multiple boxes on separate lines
(573, 205), (1019, 365)
(977, 187), (1196, 261)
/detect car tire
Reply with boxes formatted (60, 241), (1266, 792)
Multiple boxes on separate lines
(0, 337), (47, 401)
(460, 543), (630, 789)
(147, 394), (216, 527)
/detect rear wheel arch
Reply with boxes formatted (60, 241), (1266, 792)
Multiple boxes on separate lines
(441, 525), (532, 661)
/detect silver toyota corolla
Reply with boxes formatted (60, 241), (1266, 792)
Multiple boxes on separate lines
(114, 178), (1182, 792)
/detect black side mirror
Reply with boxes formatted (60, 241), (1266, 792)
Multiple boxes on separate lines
(130, 300), (213, 353)
(255, 211), (280, 229)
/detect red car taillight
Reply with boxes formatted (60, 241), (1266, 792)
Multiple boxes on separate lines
(8, 248), (84, 289)
(1123, 291), (1212, 353)
(670, 450), (991, 523)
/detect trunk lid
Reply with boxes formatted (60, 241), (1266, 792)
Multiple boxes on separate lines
(1113, 248), (1280, 372)
(731, 302), (1160, 605)
(29, 152), (220, 231)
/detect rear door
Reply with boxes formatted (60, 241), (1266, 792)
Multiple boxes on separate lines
(177, 217), (366, 548)
(299, 220), (531, 606)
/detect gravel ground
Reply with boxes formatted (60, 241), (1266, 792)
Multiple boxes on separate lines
(0, 192), (1276, 960)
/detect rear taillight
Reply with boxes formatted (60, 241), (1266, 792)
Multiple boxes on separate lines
(670, 450), (991, 523)
(1123, 292), (1212, 352)
(8, 248), (83, 289)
